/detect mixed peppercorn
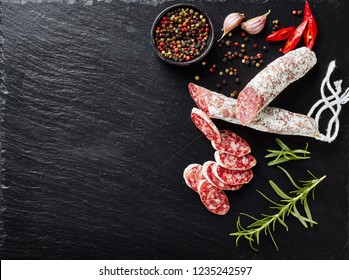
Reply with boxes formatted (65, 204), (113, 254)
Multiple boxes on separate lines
(153, 7), (211, 63)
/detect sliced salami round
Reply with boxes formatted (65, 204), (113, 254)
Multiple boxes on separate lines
(191, 108), (221, 143)
(183, 163), (204, 193)
(213, 164), (253, 185)
(188, 83), (210, 114)
(198, 180), (230, 215)
(214, 151), (257, 170)
(202, 161), (242, 191)
(211, 130), (251, 156)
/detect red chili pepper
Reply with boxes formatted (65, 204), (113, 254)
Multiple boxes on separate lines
(266, 27), (296, 42)
(303, 1), (318, 49)
(282, 20), (307, 54)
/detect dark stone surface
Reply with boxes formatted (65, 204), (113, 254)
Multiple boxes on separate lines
(0, 0), (348, 259)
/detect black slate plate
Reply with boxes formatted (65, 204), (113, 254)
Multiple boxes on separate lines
(0, 0), (348, 259)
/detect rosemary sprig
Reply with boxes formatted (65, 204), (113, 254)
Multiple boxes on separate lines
(230, 166), (326, 251)
(265, 138), (310, 166)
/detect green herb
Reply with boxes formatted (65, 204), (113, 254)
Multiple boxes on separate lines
(230, 166), (326, 251)
(265, 138), (310, 166)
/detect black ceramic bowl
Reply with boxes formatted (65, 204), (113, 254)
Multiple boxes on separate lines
(151, 4), (214, 66)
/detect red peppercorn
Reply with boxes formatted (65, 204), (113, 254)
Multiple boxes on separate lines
(279, 47), (283, 53)
(241, 32), (246, 37)
(292, 10), (297, 15)
(234, 42), (239, 47)
(256, 53), (263, 59)
(186, 56), (191, 61)
(209, 67), (215, 72)
(253, 43), (258, 49)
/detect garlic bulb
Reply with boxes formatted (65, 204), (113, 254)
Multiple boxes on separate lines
(218, 13), (245, 42)
(241, 10), (270, 35)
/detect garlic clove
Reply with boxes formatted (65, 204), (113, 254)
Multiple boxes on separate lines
(241, 10), (270, 35)
(218, 12), (245, 42)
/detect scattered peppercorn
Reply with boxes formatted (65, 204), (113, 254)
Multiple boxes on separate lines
(279, 47), (283, 53)
(195, 75), (200, 80)
(241, 43), (246, 48)
(222, 79), (227, 85)
(209, 67), (215, 72)
(234, 41), (239, 47)
(202, 61), (206, 65)
(253, 43), (258, 49)
(234, 77), (240, 83)
(219, 71), (224, 76)
(292, 10), (297, 15)
(216, 82), (222, 89)
(230, 90), (238, 97)
(255, 62), (260, 68)
(297, 10), (303, 16)
(225, 40), (231, 47)
(244, 37), (249, 42)
(228, 32), (233, 37)
(241, 32), (246, 37)
(263, 45), (268, 51)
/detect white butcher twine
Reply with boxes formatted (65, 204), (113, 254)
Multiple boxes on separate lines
(307, 61), (349, 143)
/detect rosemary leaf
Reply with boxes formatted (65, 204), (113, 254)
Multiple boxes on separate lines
(269, 180), (291, 200)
